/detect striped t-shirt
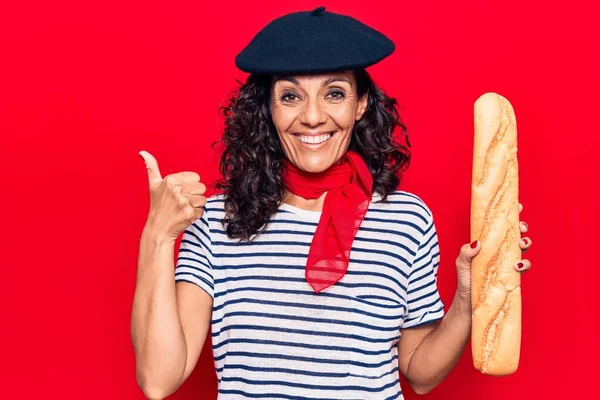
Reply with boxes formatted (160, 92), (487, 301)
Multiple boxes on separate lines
(174, 190), (445, 400)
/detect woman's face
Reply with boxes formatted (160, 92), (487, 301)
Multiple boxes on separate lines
(270, 70), (368, 173)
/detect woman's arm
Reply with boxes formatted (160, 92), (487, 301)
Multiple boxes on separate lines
(131, 229), (213, 400)
(397, 291), (471, 395)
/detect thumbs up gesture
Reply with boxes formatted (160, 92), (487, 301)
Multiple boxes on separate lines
(139, 150), (207, 242)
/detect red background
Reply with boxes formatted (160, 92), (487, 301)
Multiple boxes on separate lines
(0, 0), (597, 399)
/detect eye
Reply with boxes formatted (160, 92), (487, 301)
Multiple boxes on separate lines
(326, 89), (346, 100)
(280, 92), (300, 103)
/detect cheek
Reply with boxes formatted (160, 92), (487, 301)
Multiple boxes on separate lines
(329, 103), (357, 131)
(271, 104), (297, 132)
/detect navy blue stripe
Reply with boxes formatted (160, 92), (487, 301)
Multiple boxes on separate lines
(379, 201), (428, 217)
(357, 294), (401, 305)
(277, 209), (295, 216)
(212, 265), (407, 291)
(212, 295), (403, 321)
(211, 239), (413, 267)
(408, 296), (443, 313)
(177, 252), (211, 270)
(403, 312), (444, 328)
(213, 286), (404, 309)
(363, 216), (423, 230)
(175, 261), (212, 280)
(212, 275), (403, 296)
(217, 389), (363, 400)
(213, 236), (415, 260)
(211, 311), (400, 332)
(218, 374), (399, 393)
(215, 351), (398, 370)
(214, 228), (314, 237)
(214, 254), (410, 280)
(212, 337), (394, 355)
(385, 192), (430, 213)
(212, 324), (401, 344)
(217, 363), (399, 379)
(177, 251), (210, 264)
(174, 272), (213, 290)
(210, 216), (317, 228)
(211, 225), (422, 246)
(407, 276), (437, 295)
(408, 286), (440, 303)
(357, 236), (413, 255)
(384, 390), (403, 400)
(367, 207), (428, 223)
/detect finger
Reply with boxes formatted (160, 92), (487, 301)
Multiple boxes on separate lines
(139, 150), (163, 185)
(188, 194), (207, 209)
(167, 171), (201, 184)
(519, 221), (528, 234)
(456, 240), (481, 268)
(519, 203), (523, 213)
(519, 237), (532, 252)
(181, 182), (206, 197)
(515, 259), (532, 273)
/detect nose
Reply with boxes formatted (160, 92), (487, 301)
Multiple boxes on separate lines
(298, 97), (327, 127)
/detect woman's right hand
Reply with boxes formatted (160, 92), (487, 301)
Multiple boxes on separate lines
(139, 150), (207, 242)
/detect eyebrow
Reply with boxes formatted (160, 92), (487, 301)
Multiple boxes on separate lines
(274, 76), (351, 86)
(322, 77), (351, 86)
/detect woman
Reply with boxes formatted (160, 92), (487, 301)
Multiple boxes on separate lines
(132, 7), (533, 400)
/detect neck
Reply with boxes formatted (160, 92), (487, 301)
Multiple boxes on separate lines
(282, 189), (327, 212)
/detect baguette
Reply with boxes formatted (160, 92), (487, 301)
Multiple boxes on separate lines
(470, 92), (522, 376)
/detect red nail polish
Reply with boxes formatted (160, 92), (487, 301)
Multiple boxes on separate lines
(517, 262), (524, 269)
(470, 240), (478, 249)
(522, 238), (528, 245)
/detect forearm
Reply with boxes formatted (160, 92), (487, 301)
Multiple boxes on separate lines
(131, 229), (187, 399)
(406, 291), (471, 393)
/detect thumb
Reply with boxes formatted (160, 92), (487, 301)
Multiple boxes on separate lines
(139, 150), (163, 185)
(458, 240), (481, 267)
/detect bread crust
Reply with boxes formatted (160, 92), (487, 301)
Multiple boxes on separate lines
(470, 92), (521, 376)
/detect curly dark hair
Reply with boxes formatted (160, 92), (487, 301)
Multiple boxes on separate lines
(211, 68), (412, 242)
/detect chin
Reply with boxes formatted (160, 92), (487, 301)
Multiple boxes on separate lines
(291, 153), (341, 174)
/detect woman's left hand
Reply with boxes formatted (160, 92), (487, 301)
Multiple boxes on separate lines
(456, 202), (532, 300)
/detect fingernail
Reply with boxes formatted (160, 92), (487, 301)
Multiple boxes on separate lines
(522, 238), (528, 245)
(139, 153), (145, 162)
(522, 222), (528, 229)
(470, 240), (478, 249)
(517, 262), (524, 269)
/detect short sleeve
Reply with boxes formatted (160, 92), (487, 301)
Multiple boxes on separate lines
(174, 208), (214, 299)
(401, 215), (445, 329)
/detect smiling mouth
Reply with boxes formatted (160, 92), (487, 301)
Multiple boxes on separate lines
(294, 132), (335, 145)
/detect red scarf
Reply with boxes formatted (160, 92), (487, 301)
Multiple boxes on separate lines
(282, 150), (373, 293)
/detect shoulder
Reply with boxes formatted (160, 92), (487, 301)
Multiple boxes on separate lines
(372, 189), (433, 217)
(202, 193), (227, 216)
(370, 189), (435, 231)
(191, 194), (227, 236)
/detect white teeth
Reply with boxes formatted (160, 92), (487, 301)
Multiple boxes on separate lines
(298, 133), (332, 144)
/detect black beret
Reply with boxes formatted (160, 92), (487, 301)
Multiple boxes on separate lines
(235, 6), (395, 75)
